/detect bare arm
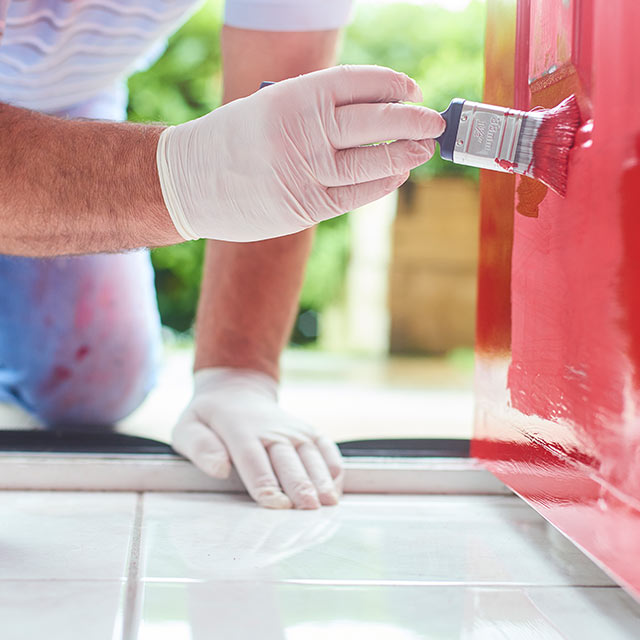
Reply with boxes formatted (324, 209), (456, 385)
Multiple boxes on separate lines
(193, 26), (341, 379)
(173, 28), (346, 511)
(0, 103), (182, 256)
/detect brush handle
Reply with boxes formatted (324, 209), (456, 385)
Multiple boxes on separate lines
(436, 99), (465, 161)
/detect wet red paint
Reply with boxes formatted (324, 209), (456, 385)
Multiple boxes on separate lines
(574, 119), (593, 149)
(619, 135), (640, 390)
(495, 158), (517, 171)
(474, 0), (640, 599)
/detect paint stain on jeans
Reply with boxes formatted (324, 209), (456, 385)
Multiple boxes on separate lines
(40, 365), (72, 394)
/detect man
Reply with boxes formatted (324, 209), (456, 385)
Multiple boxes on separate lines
(0, 0), (444, 509)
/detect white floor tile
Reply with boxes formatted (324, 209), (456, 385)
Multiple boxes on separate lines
(0, 580), (124, 640)
(520, 587), (640, 640)
(0, 491), (137, 579)
(140, 493), (613, 586)
(136, 582), (640, 640)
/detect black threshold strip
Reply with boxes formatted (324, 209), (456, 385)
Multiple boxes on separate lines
(0, 429), (470, 459)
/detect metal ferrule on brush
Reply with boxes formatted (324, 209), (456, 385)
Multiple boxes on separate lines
(437, 99), (544, 177)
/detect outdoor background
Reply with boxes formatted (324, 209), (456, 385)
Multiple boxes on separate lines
(127, 0), (484, 336)
(124, 0), (487, 442)
(0, 0), (486, 440)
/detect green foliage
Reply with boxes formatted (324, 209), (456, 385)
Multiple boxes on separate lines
(128, 2), (221, 331)
(341, 0), (486, 180)
(299, 215), (351, 312)
(126, 0), (485, 333)
(127, 1), (223, 125)
(151, 239), (205, 332)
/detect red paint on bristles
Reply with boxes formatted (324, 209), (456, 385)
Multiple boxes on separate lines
(530, 95), (581, 196)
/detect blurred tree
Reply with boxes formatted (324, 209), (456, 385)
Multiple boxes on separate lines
(127, 1), (223, 126)
(126, 0), (485, 335)
(127, 1), (223, 332)
(342, 0), (485, 180)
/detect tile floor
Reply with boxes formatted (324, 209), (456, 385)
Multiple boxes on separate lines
(2, 491), (640, 639)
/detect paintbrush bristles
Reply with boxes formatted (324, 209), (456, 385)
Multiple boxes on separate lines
(522, 95), (581, 196)
(514, 113), (543, 173)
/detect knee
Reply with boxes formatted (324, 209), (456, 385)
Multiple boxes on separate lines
(0, 251), (162, 427)
(24, 336), (160, 428)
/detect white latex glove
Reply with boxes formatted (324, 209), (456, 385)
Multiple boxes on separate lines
(156, 64), (445, 242)
(172, 367), (344, 509)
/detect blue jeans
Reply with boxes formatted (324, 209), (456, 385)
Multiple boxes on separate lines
(0, 252), (162, 427)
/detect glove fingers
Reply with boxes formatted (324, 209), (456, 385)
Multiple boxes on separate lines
(331, 103), (445, 149)
(315, 436), (345, 496)
(229, 441), (293, 509)
(324, 172), (409, 217)
(304, 64), (422, 105)
(268, 442), (321, 510)
(324, 140), (435, 187)
(171, 417), (232, 479)
(297, 442), (340, 506)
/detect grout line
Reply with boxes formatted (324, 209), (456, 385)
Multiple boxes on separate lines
(137, 577), (619, 589)
(276, 580), (620, 588)
(274, 581), (622, 589)
(0, 578), (127, 583)
(120, 492), (145, 640)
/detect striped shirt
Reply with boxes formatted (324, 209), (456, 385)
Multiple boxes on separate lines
(0, 0), (353, 119)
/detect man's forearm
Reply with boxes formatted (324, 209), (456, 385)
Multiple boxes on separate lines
(194, 27), (340, 379)
(0, 103), (181, 256)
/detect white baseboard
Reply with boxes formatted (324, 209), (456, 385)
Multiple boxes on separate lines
(0, 453), (511, 495)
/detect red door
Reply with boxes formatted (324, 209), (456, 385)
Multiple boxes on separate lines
(473, 0), (640, 598)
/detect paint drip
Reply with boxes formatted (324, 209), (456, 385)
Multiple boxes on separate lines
(516, 176), (548, 217)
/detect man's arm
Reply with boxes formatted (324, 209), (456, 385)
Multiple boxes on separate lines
(171, 27), (445, 508)
(0, 104), (181, 256)
(172, 27), (344, 509)
(193, 26), (341, 378)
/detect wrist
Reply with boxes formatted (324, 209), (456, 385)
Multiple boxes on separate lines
(193, 366), (279, 400)
(156, 124), (200, 242)
(194, 335), (281, 382)
(138, 124), (185, 247)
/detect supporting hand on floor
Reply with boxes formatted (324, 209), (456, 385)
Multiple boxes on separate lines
(171, 367), (344, 509)
(156, 64), (445, 242)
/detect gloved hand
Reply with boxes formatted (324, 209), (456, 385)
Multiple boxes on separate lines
(172, 367), (344, 509)
(156, 64), (445, 242)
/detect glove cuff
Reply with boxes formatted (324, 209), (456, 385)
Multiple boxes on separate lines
(156, 126), (200, 242)
(193, 367), (279, 400)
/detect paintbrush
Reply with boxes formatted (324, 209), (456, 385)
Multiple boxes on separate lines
(436, 95), (581, 196)
(259, 81), (580, 196)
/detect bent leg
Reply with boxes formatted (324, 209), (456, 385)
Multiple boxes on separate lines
(0, 251), (161, 427)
